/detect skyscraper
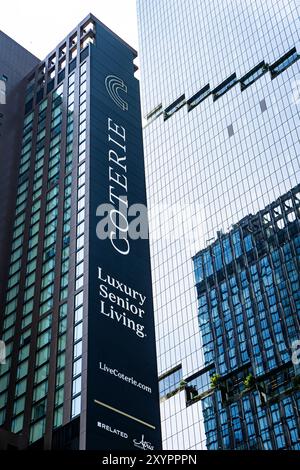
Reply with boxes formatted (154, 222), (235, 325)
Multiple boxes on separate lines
(0, 14), (161, 450)
(0, 32), (39, 329)
(137, 0), (300, 449)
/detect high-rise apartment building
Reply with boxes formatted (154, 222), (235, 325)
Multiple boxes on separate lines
(137, 0), (300, 449)
(0, 14), (161, 450)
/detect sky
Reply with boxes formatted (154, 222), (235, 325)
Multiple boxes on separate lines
(1, 0), (138, 60)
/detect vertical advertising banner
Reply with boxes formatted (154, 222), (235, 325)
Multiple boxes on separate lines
(87, 25), (161, 450)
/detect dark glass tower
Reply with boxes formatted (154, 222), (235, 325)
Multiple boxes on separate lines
(0, 14), (161, 450)
(193, 184), (300, 449)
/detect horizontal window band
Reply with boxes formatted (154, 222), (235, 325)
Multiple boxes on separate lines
(146, 103), (163, 121)
(212, 73), (237, 101)
(164, 94), (186, 120)
(270, 47), (299, 79)
(187, 84), (210, 111)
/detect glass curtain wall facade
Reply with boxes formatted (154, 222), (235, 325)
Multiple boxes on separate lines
(193, 184), (300, 449)
(137, 0), (300, 449)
